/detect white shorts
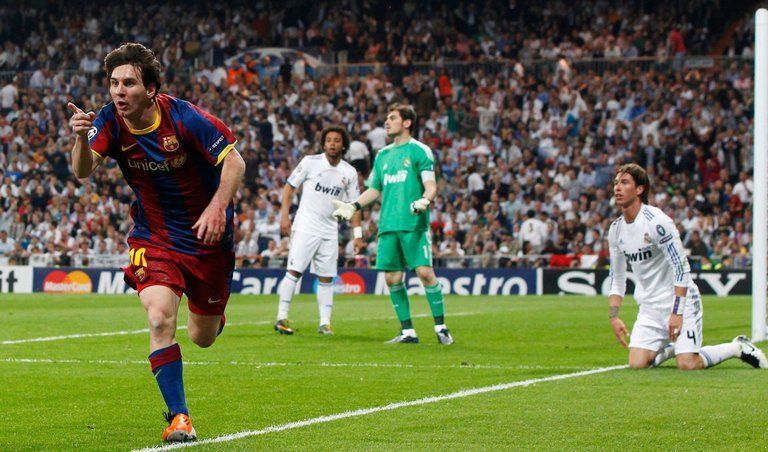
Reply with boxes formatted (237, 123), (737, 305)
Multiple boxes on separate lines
(629, 285), (703, 355)
(286, 229), (338, 277)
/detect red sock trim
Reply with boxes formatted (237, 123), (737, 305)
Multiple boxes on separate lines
(149, 343), (182, 372)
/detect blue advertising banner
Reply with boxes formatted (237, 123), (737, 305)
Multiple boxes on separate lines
(34, 268), (128, 294)
(299, 268), (537, 296)
(29, 268), (750, 296)
(31, 267), (538, 295)
(392, 269), (538, 295)
(32, 268), (295, 295)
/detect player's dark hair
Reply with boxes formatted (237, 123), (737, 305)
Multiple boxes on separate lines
(320, 125), (350, 151)
(104, 43), (162, 98)
(388, 103), (416, 134)
(617, 163), (649, 204)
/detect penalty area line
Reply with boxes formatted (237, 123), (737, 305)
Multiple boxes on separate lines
(0, 321), (272, 345)
(133, 364), (628, 451)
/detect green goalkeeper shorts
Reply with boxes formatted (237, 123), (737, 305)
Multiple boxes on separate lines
(376, 230), (433, 271)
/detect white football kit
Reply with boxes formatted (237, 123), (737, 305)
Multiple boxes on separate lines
(285, 154), (360, 277)
(608, 204), (702, 354)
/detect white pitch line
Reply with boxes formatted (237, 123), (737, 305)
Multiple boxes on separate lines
(0, 328), (152, 345)
(0, 357), (594, 371)
(0, 311), (488, 346)
(134, 364), (628, 451)
(0, 322), (259, 346)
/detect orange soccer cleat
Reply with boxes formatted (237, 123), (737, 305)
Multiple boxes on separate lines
(162, 412), (197, 443)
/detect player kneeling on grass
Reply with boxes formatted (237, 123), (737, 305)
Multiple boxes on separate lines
(68, 43), (245, 442)
(607, 163), (767, 370)
(333, 104), (453, 345)
(274, 126), (363, 335)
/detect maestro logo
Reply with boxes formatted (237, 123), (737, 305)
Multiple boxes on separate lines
(323, 271), (366, 295)
(43, 270), (93, 293)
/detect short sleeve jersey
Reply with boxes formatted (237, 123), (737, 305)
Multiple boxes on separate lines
(287, 154), (360, 238)
(88, 93), (237, 255)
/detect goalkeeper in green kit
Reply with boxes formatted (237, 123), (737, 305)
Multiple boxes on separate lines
(333, 104), (454, 345)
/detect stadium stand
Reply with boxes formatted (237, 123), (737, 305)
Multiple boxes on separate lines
(0, 0), (757, 271)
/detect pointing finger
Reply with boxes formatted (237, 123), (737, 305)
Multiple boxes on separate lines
(67, 102), (84, 114)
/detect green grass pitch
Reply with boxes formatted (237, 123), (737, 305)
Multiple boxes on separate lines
(0, 294), (765, 450)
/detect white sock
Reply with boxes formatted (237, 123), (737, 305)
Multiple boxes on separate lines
(699, 342), (741, 368)
(317, 281), (334, 326)
(402, 328), (417, 337)
(434, 324), (447, 333)
(277, 273), (299, 320)
(652, 344), (676, 367)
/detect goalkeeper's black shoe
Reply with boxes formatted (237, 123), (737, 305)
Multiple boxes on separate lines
(436, 328), (455, 345)
(274, 319), (294, 335)
(385, 332), (419, 344)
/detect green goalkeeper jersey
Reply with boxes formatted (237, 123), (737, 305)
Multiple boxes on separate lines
(369, 138), (435, 234)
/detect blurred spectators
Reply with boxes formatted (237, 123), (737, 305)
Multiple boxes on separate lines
(0, 0), (736, 74)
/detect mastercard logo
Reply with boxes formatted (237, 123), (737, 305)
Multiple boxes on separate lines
(334, 271), (366, 295)
(43, 270), (93, 293)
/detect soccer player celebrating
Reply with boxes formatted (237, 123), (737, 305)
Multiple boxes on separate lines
(274, 125), (362, 335)
(67, 43), (245, 442)
(333, 104), (453, 345)
(608, 163), (766, 369)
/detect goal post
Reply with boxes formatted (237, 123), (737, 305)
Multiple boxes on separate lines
(753, 9), (767, 341)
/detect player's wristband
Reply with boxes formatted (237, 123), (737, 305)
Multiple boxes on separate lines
(353, 226), (363, 239)
(352, 201), (361, 211)
(672, 296), (686, 315)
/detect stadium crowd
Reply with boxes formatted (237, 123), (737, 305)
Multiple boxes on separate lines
(0, 1), (758, 270)
(0, 0), (735, 71)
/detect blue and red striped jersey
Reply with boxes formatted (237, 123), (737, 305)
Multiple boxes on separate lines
(89, 93), (237, 255)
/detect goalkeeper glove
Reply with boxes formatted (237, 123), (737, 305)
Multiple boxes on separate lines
(332, 200), (359, 221)
(410, 198), (430, 215)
